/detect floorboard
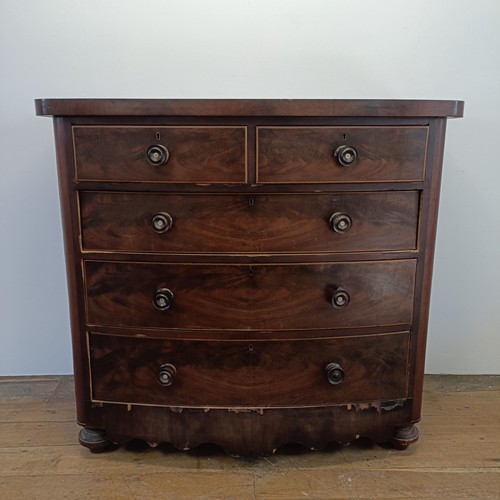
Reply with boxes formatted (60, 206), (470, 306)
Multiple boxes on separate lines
(0, 375), (498, 499)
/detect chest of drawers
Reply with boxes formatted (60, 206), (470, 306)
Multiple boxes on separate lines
(36, 98), (463, 455)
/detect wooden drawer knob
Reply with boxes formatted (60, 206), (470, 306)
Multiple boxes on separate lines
(325, 362), (345, 385)
(146, 144), (169, 166)
(153, 288), (174, 311)
(329, 212), (352, 233)
(331, 288), (350, 308)
(157, 363), (177, 386)
(334, 145), (358, 166)
(151, 212), (173, 233)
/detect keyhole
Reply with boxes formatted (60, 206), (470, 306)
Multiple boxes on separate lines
(248, 197), (255, 206)
(342, 133), (347, 141)
(155, 131), (161, 141)
(248, 267), (254, 277)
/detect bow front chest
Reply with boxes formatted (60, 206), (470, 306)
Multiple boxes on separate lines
(36, 98), (463, 454)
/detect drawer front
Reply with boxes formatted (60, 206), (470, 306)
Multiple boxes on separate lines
(80, 191), (419, 253)
(73, 126), (247, 183)
(85, 260), (416, 330)
(257, 126), (428, 183)
(89, 331), (410, 407)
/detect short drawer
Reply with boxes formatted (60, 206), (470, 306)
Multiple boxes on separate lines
(73, 126), (247, 183)
(85, 260), (416, 330)
(80, 191), (419, 253)
(257, 126), (428, 183)
(89, 331), (410, 408)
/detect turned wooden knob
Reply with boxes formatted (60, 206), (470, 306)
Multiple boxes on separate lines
(153, 288), (174, 311)
(146, 144), (169, 166)
(158, 363), (177, 386)
(334, 145), (358, 166)
(325, 363), (345, 385)
(151, 212), (173, 233)
(331, 288), (350, 309)
(329, 212), (352, 233)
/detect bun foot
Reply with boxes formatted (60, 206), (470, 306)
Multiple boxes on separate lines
(78, 427), (112, 453)
(391, 424), (419, 450)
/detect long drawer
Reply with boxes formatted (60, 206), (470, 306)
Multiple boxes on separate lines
(80, 191), (419, 254)
(89, 331), (410, 408)
(73, 126), (247, 183)
(85, 260), (416, 330)
(257, 126), (428, 183)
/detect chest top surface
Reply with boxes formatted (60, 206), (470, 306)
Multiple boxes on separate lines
(35, 98), (464, 118)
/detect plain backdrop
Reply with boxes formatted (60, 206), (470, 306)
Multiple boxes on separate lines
(1, 0), (499, 375)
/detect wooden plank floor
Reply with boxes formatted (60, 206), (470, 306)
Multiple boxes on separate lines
(0, 375), (498, 499)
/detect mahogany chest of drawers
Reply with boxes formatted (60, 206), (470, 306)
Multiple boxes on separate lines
(36, 98), (463, 455)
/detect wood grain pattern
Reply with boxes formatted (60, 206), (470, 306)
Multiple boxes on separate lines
(2, 375), (498, 499)
(257, 126), (428, 183)
(73, 126), (247, 183)
(84, 260), (416, 330)
(89, 331), (409, 407)
(80, 191), (420, 254)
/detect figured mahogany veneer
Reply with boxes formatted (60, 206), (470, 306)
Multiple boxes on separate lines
(89, 332), (410, 408)
(36, 98), (463, 455)
(85, 260), (416, 330)
(80, 191), (420, 254)
(73, 126), (247, 183)
(257, 126), (428, 183)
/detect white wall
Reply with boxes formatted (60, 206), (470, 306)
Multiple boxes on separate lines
(1, 0), (499, 375)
